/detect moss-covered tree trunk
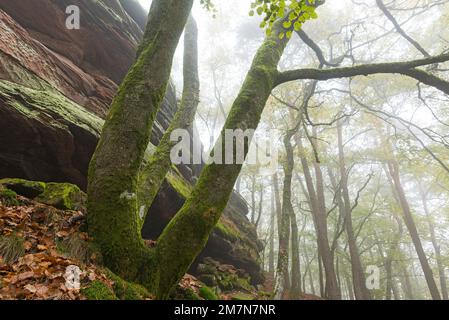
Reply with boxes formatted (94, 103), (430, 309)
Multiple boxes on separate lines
(274, 132), (294, 299)
(87, 0), (193, 285)
(153, 19), (290, 299)
(138, 15), (200, 222)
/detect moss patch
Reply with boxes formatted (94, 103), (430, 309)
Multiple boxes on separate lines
(166, 170), (192, 199)
(170, 286), (201, 300)
(0, 189), (20, 207)
(81, 280), (117, 300)
(105, 269), (152, 300)
(0, 179), (86, 211)
(230, 293), (254, 301)
(0, 178), (46, 198)
(199, 286), (218, 300)
(36, 183), (86, 211)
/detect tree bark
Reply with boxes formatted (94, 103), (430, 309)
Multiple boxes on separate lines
(273, 173), (283, 241)
(419, 185), (448, 300)
(268, 185), (276, 277)
(298, 138), (341, 299)
(387, 160), (441, 300)
(337, 123), (371, 300)
(138, 15), (200, 220)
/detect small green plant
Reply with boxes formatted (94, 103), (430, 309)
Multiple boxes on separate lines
(0, 234), (25, 264)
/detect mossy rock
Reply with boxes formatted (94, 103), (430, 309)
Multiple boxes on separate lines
(36, 183), (86, 211)
(0, 178), (46, 199)
(199, 286), (219, 300)
(0, 179), (86, 211)
(198, 274), (217, 287)
(170, 286), (201, 300)
(215, 220), (241, 242)
(0, 188), (20, 207)
(81, 280), (117, 300)
(197, 263), (218, 276)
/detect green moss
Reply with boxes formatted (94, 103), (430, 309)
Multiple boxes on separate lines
(230, 293), (254, 301)
(0, 178), (46, 198)
(199, 286), (218, 300)
(105, 269), (152, 300)
(198, 274), (217, 287)
(215, 220), (241, 242)
(170, 286), (201, 300)
(0, 179), (87, 211)
(0, 189), (20, 207)
(235, 277), (253, 292)
(81, 280), (117, 300)
(36, 183), (86, 210)
(0, 80), (103, 137)
(166, 170), (192, 199)
(0, 234), (25, 264)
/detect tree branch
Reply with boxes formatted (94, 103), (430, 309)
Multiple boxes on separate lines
(275, 52), (449, 94)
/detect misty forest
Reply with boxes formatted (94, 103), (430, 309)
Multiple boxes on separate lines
(1, 0), (449, 301)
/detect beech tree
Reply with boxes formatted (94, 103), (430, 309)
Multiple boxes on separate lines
(87, 0), (449, 300)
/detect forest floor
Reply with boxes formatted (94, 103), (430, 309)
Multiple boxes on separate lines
(0, 184), (271, 300)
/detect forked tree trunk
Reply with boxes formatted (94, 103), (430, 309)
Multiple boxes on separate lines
(87, 0), (194, 292)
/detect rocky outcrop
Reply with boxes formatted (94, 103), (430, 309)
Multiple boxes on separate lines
(0, 1), (264, 285)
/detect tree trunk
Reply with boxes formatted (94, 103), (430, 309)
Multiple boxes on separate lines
(273, 173), (283, 241)
(419, 185), (449, 300)
(400, 264), (415, 300)
(337, 123), (371, 300)
(255, 182), (264, 228)
(344, 270), (355, 300)
(298, 135), (341, 299)
(268, 185), (276, 277)
(275, 133), (294, 299)
(281, 130), (301, 298)
(251, 174), (256, 224)
(387, 160), (441, 300)
(87, 0), (194, 291)
(138, 15), (200, 218)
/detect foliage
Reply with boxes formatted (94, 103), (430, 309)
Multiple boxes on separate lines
(249, 0), (319, 38)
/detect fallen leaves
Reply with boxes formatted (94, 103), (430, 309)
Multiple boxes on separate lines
(0, 199), (112, 300)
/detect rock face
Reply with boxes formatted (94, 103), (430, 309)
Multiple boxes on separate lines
(0, 1), (264, 284)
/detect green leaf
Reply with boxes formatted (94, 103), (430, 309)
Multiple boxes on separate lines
(283, 21), (292, 29)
